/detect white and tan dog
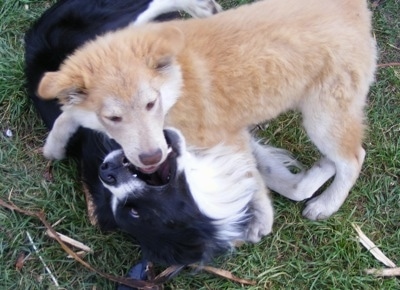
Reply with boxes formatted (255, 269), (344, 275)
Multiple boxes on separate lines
(37, 0), (377, 241)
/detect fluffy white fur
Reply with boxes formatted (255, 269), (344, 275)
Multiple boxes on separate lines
(102, 128), (312, 245)
(252, 140), (336, 201)
(102, 149), (146, 214)
(179, 142), (260, 242)
(134, 0), (222, 26)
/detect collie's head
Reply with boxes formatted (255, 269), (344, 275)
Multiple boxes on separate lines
(99, 128), (256, 265)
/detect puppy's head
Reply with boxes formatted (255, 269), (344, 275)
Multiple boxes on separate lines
(99, 129), (230, 265)
(37, 24), (185, 172)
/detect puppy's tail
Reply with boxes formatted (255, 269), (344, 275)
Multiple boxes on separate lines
(251, 140), (306, 196)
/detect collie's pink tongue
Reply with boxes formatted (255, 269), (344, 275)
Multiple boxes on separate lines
(139, 166), (158, 174)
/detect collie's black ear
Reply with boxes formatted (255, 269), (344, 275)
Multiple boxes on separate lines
(164, 128), (185, 157)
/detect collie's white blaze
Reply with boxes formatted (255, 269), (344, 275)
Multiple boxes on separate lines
(103, 180), (145, 215)
(102, 149), (145, 214)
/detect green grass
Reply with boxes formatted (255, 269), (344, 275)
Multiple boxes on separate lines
(1, 0), (399, 289)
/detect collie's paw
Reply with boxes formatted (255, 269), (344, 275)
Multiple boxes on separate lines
(246, 213), (273, 243)
(43, 139), (66, 160)
(187, 0), (223, 18)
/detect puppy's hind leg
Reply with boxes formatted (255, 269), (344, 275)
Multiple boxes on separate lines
(133, 0), (222, 26)
(298, 91), (367, 220)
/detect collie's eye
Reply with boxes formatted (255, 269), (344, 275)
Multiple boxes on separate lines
(122, 156), (130, 166)
(106, 116), (122, 122)
(130, 208), (139, 218)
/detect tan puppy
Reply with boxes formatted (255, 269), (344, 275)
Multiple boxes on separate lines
(38, 0), (377, 241)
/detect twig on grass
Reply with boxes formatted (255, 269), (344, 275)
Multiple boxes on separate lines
(378, 62), (400, 68)
(0, 198), (170, 289)
(15, 251), (29, 271)
(46, 230), (92, 253)
(67, 251), (87, 259)
(365, 267), (400, 277)
(352, 223), (396, 268)
(352, 223), (400, 277)
(26, 231), (60, 287)
(51, 216), (66, 228)
(189, 265), (256, 286)
(0, 198), (258, 288)
(388, 44), (400, 51)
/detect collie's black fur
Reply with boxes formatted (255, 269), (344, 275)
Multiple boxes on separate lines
(99, 129), (237, 264)
(25, 0), (234, 265)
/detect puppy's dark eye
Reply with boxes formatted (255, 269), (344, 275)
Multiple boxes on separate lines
(106, 116), (122, 122)
(146, 100), (155, 111)
(154, 58), (171, 70)
(130, 208), (139, 218)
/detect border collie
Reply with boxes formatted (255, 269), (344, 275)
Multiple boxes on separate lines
(99, 127), (302, 264)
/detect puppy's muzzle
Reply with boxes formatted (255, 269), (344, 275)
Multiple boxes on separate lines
(138, 148), (163, 166)
(99, 129), (183, 187)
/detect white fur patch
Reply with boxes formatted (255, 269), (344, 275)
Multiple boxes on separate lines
(104, 179), (145, 215)
(133, 0), (223, 26)
(252, 140), (337, 203)
(68, 108), (105, 131)
(180, 145), (258, 243)
(102, 150), (146, 215)
(44, 108), (104, 160)
(103, 149), (123, 163)
(160, 64), (183, 113)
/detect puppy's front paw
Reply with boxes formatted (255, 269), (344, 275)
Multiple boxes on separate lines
(43, 139), (66, 160)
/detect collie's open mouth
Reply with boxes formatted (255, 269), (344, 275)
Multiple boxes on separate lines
(127, 130), (180, 186)
(126, 148), (175, 186)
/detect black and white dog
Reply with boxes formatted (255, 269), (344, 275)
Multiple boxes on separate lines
(100, 128), (257, 264)
(26, 0), (304, 266)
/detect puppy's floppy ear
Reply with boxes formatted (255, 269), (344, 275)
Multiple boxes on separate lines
(159, 26), (184, 56)
(37, 71), (86, 105)
(146, 26), (184, 70)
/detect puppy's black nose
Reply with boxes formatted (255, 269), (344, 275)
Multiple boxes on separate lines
(139, 149), (162, 166)
(99, 161), (117, 185)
